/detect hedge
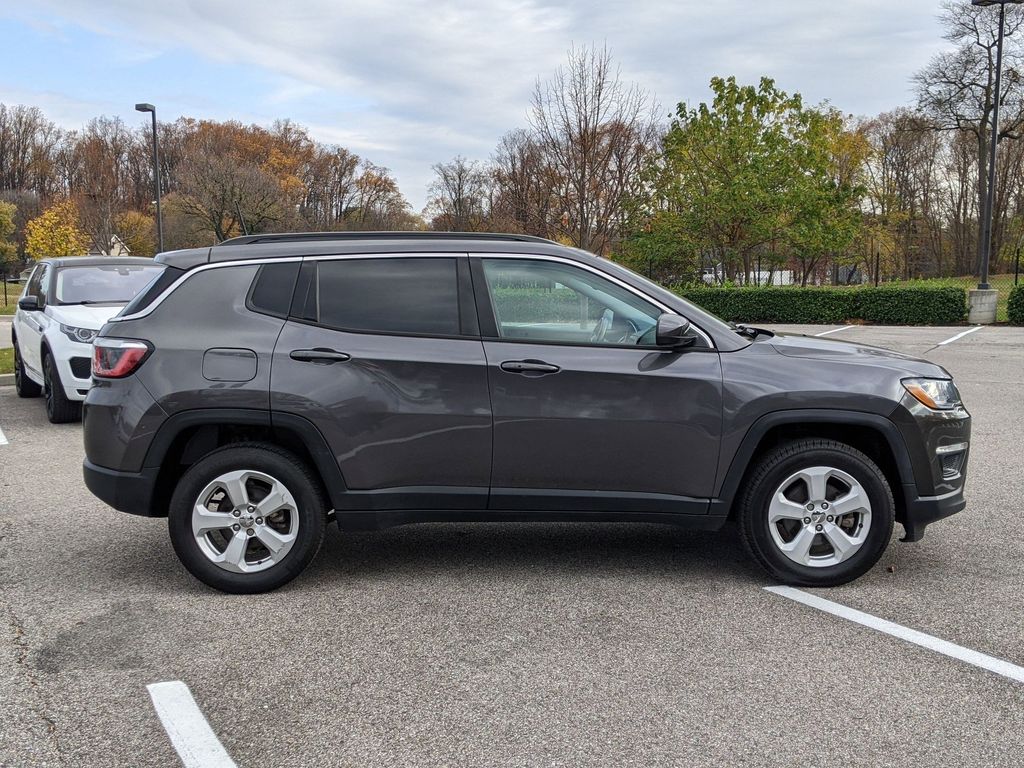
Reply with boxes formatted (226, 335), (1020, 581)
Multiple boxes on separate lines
(491, 287), (601, 323)
(1009, 284), (1024, 325)
(674, 285), (968, 326)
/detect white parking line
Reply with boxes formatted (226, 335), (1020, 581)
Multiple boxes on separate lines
(937, 326), (984, 346)
(147, 681), (238, 768)
(814, 325), (856, 337)
(0, 426), (8, 446)
(766, 586), (1024, 684)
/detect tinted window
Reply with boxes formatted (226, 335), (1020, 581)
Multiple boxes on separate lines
(36, 265), (50, 306)
(119, 266), (183, 317)
(25, 265), (43, 299)
(54, 265), (165, 304)
(481, 259), (661, 346)
(248, 262), (300, 317)
(316, 258), (460, 336)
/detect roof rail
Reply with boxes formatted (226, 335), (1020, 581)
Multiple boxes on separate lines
(215, 231), (557, 247)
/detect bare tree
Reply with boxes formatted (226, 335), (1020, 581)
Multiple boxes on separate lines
(489, 129), (557, 237)
(915, 0), (1024, 270)
(301, 146), (360, 229)
(176, 148), (288, 241)
(530, 44), (659, 256)
(425, 156), (491, 231)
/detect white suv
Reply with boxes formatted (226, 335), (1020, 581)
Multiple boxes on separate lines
(12, 257), (164, 422)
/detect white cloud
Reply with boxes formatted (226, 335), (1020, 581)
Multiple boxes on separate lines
(7, 1), (951, 209)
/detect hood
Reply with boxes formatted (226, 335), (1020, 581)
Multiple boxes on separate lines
(766, 332), (951, 378)
(48, 303), (126, 330)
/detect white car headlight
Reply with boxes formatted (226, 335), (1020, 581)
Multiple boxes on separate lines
(902, 378), (962, 411)
(60, 324), (98, 344)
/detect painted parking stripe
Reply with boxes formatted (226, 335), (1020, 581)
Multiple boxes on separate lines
(0, 425), (8, 446)
(814, 325), (856, 337)
(147, 681), (238, 768)
(938, 326), (983, 346)
(766, 586), (1024, 684)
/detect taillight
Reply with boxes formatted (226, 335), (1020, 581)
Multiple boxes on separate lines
(92, 338), (152, 378)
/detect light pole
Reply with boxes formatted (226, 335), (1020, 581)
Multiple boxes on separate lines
(972, 0), (1023, 291)
(135, 103), (164, 253)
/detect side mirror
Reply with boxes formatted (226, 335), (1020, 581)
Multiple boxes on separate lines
(656, 313), (696, 349)
(18, 296), (40, 312)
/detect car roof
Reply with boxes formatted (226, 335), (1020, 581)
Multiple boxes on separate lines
(38, 256), (162, 268)
(154, 232), (590, 270)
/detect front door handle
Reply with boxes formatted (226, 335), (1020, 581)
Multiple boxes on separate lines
(500, 359), (561, 375)
(289, 348), (351, 364)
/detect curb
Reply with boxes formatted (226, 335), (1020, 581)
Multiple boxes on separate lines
(0, 373), (14, 387)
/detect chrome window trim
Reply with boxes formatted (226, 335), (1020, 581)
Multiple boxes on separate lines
(111, 251), (715, 348)
(110, 257), (305, 322)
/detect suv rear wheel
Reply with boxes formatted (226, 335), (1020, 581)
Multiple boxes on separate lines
(738, 439), (895, 587)
(168, 444), (328, 593)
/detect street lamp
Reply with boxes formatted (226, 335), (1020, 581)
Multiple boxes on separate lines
(972, 0), (1023, 296)
(135, 102), (164, 253)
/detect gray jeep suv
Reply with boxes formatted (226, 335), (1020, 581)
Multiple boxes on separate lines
(82, 233), (971, 593)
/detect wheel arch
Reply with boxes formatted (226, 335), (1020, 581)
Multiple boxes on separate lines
(142, 408), (346, 518)
(712, 410), (914, 523)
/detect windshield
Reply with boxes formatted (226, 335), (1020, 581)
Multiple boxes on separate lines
(54, 264), (165, 305)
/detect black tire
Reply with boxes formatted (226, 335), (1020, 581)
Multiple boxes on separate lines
(13, 339), (42, 398)
(168, 443), (328, 594)
(738, 439), (895, 587)
(43, 353), (81, 423)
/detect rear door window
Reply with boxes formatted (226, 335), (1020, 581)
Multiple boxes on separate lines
(314, 257), (461, 337)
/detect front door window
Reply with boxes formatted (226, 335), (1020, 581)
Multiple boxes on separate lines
(481, 259), (663, 346)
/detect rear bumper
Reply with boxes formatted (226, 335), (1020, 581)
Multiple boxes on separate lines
(899, 483), (966, 543)
(83, 459), (163, 517)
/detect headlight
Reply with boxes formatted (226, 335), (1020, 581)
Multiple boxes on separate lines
(59, 324), (98, 344)
(902, 378), (962, 411)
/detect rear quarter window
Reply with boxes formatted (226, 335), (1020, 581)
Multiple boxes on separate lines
(118, 266), (179, 317)
(247, 262), (301, 318)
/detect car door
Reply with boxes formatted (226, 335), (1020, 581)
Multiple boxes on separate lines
(16, 263), (48, 377)
(270, 254), (492, 511)
(472, 255), (723, 513)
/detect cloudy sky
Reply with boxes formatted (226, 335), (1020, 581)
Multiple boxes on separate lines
(1, 1), (950, 211)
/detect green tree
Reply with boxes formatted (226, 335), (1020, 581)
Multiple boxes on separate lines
(25, 200), (90, 259)
(114, 210), (156, 256)
(0, 201), (18, 274)
(785, 109), (869, 285)
(625, 76), (866, 285)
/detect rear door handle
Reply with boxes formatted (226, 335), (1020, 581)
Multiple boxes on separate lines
(289, 348), (351, 364)
(500, 359), (561, 375)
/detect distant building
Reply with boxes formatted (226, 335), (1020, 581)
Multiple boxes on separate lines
(88, 235), (131, 257)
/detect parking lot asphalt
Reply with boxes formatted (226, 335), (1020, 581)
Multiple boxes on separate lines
(1, 324), (1023, 767)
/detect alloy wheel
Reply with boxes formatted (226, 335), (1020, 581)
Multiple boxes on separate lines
(43, 359), (54, 418)
(191, 469), (300, 573)
(767, 465), (872, 568)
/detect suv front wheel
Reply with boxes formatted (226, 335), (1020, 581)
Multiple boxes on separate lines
(738, 439), (895, 587)
(13, 340), (42, 398)
(168, 444), (328, 593)
(43, 353), (81, 423)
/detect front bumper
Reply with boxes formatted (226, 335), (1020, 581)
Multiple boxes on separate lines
(899, 483), (966, 543)
(83, 459), (163, 517)
(891, 392), (971, 542)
